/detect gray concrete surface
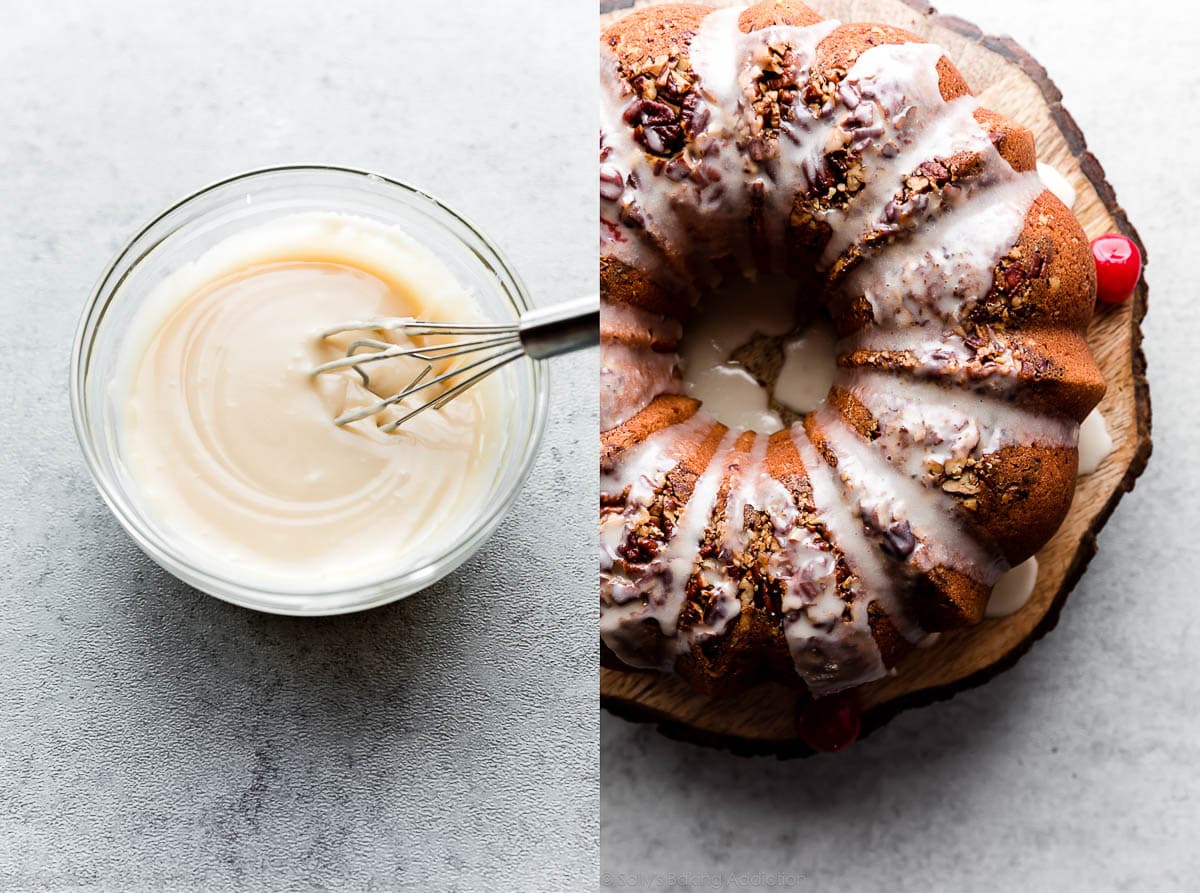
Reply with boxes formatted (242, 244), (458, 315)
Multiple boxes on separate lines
(601, 2), (1199, 891)
(0, 1), (596, 890)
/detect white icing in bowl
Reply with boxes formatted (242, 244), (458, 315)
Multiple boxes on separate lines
(71, 166), (548, 615)
(118, 213), (512, 591)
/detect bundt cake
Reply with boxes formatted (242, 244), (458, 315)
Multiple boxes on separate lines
(598, 0), (1106, 697)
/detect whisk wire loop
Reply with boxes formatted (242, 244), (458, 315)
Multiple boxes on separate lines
(311, 295), (598, 431)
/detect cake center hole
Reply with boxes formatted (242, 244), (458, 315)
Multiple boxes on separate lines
(678, 273), (837, 434)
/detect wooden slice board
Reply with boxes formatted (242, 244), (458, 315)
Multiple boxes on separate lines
(599, 0), (1152, 755)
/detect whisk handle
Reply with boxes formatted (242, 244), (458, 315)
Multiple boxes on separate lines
(518, 294), (600, 360)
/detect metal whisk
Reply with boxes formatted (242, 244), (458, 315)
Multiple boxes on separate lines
(312, 295), (598, 432)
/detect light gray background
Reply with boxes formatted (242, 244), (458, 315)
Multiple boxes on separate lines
(601, 1), (1199, 891)
(0, 1), (596, 891)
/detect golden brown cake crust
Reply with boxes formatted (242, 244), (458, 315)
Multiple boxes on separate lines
(737, 0), (822, 31)
(600, 256), (685, 318)
(602, 394), (699, 470)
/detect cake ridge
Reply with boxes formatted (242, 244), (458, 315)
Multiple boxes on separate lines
(787, 421), (894, 691)
(601, 421), (742, 670)
(813, 42), (985, 269)
(837, 167), (1049, 331)
(810, 404), (1008, 584)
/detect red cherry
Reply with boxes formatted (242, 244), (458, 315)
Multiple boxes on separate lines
(1091, 233), (1141, 305)
(798, 693), (862, 752)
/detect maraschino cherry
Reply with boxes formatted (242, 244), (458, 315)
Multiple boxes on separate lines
(798, 692), (862, 752)
(1091, 233), (1142, 305)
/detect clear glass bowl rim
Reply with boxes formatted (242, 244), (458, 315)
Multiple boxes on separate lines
(69, 164), (550, 616)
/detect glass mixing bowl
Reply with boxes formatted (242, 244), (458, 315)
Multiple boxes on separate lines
(70, 165), (549, 615)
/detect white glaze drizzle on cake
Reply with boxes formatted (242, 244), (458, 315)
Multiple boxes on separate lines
(683, 361), (781, 432)
(986, 556), (1039, 618)
(600, 301), (684, 430)
(599, 52), (659, 283)
(775, 320), (837, 414)
(788, 426), (892, 691)
(600, 340), (681, 431)
(1037, 161), (1076, 208)
(685, 11), (841, 276)
(1077, 408), (1113, 475)
(816, 44), (987, 267)
(600, 297), (683, 346)
(678, 275), (797, 432)
(841, 171), (1045, 330)
(842, 370), (1077, 482)
(812, 405), (1006, 584)
(601, 422), (741, 669)
(842, 324), (1027, 395)
(601, 411), (710, 556)
(598, 4), (1084, 691)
